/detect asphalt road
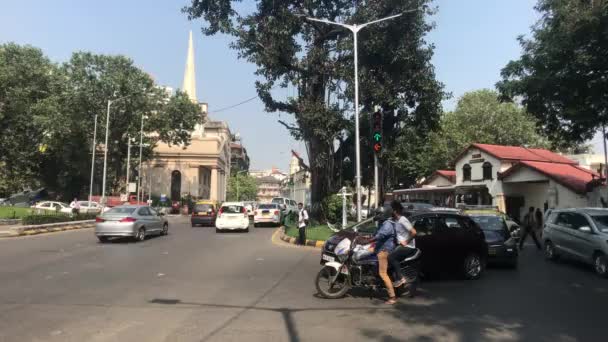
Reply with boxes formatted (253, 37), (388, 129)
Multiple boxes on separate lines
(0, 217), (606, 342)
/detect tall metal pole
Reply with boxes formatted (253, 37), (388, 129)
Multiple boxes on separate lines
(374, 154), (379, 208)
(101, 100), (112, 206)
(89, 114), (98, 203)
(603, 124), (607, 178)
(137, 114), (144, 202)
(354, 28), (362, 222)
(126, 137), (131, 193)
(236, 172), (240, 201)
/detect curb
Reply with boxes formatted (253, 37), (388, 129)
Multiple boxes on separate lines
(278, 227), (325, 248)
(0, 220), (95, 238)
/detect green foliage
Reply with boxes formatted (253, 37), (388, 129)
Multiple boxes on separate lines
(323, 193), (349, 224)
(0, 207), (33, 219)
(21, 213), (97, 225)
(417, 89), (548, 176)
(226, 174), (258, 201)
(285, 225), (334, 242)
(183, 0), (445, 218)
(497, 0), (608, 148)
(0, 43), (202, 200)
(0, 43), (56, 196)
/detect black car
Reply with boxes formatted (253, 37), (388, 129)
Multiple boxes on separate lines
(322, 211), (489, 280)
(468, 213), (518, 268)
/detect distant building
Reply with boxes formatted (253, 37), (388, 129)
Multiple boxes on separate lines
(256, 176), (282, 203)
(286, 150), (311, 205)
(230, 136), (250, 173)
(566, 153), (606, 176)
(394, 143), (602, 221)
(250, 167), (287, 182)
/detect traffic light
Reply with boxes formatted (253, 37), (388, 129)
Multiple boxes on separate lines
(372, 111), (382, 153)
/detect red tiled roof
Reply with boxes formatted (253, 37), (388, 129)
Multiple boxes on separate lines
(499, 161), (600, 194)
(422, 170), (456, 185)
(469, 143), (577, 164)
(437, 170), (456, 179)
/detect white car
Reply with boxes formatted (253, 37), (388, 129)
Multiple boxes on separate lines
(32, 201), (72, 214)
(254, 203), (282, 227)
(71, 201), (104, 214)
(215, 202), (250, 232)
(271, 197), (297, 217)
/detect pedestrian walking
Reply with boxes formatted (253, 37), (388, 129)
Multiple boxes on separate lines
(70, 198), (80, 215)
(535, 207), (544, 239)
(519, 206), (541, 250)
(297, 202), (308, 245)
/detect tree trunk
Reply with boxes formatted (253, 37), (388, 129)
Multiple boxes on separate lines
(308, 135), (331, 222)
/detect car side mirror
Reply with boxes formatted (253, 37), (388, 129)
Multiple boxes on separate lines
(579, 226), (592, 233)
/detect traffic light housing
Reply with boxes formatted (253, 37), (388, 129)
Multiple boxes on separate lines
(372, 111), (382, 153)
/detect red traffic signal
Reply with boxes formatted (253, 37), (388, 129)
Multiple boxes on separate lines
(373, 143), (382, 153)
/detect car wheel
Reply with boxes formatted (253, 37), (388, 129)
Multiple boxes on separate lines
(244, 228), (249, 233)
(254, 223), (258, 228)
(215, 228), (220, 233)
(161, 223), (169, 236)
(97, 236), (109, 243)
(594, 253), (608, 278)
(135, 227), (146, 242)
(463, 253), (482, 280)
(544, 240), (558, 261)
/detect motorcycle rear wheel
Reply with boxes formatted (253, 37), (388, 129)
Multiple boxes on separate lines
(315, 266), (351, 299)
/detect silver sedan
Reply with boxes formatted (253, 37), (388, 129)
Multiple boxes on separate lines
(94, 205), (168, 243)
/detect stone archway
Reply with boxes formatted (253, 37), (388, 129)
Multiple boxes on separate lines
(171, 170), (181, 201)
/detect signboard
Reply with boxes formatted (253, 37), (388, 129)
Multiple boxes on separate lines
(469, 158), (485, 164)
(128, 182), (137, 193)
(160, 194), (167, 202)
(120, 193), (128, 201)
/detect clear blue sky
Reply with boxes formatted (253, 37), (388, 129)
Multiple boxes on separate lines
(0, 0), (602, 170)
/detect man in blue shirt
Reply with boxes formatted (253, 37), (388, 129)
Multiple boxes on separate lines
(369, 207), (398, 304)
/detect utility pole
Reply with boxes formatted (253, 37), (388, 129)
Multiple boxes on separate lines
(137, 114), (145, 202)
(126, 137), (131, 193)
(89, 114), (98, 203)
(305, 10), (414, 221)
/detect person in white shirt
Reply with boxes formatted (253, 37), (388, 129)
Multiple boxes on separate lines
(297, 203), (309, 245)
(388, 201), (417, 288)
(70, 198), (80, 215)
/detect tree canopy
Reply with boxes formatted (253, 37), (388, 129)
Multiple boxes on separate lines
(226, 174), (258, 202)
(497, 0), (608, 148)
(183, 0), (445, 217)
(0, 43), (202, 199)
(417, 89), (548, 175)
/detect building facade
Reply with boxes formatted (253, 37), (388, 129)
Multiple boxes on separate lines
(230, 140), (250, 173)
(286, 150), (311, 205)
(145, 31), (232, 203)
(256, 176), (282, 203)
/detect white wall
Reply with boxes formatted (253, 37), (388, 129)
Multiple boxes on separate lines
(424, 176), (453, 188)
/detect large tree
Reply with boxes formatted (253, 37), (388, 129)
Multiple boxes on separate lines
(183, 0), (444, 218)
(0, 43), (57, 196)
(417, 89), (548, 175)
(497, 0), (608, 148)
(226, 174), (258, 201)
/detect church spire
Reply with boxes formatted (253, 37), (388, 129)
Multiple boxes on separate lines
(182, 30), (197, 103)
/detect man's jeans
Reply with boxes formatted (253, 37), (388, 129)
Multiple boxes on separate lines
(298, 227), (306, 245)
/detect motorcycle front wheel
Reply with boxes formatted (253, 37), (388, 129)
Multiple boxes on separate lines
(315, 265), (351, 299)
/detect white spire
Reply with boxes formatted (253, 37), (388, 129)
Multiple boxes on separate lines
(182, 30), (197, 103)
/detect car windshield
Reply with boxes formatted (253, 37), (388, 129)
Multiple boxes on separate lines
(271, 198), (283, 204)
(402, 202), (434, 210)
(221, 205), (244, 214)
(590, 215), (608, 233)
(258, 204), (277, 209)
(344, 218), (377, 234)
(105, 207), (136, 215)
(194, 204), (213, 212)
(470, 215), (507, 231)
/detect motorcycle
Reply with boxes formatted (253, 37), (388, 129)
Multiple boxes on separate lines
(316, 235), (422, 299)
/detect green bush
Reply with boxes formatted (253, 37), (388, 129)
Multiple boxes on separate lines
(0, 207), (33, 219)
(22, 213), (97, 225)
(323, 194), (349, 224)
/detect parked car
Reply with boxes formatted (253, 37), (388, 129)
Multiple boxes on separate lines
(32, 201), (72, 214)
(322, 211), (488, 280)
(254, 203), (282, 227)
(215, 202), (250, 232)
(465, 209), (518, 268)
(94, 205), (168, 243)
(191, 200), (218, 227)
(543, 208), (608, 277)
(71, 201), (104, 214)
(401, 202), (435, 211)
(271, 197), (297, 217)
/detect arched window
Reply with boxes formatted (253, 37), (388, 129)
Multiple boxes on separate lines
(463, 164), (471, 181)
(483, 162), (493, 180)
(170, 170), (182, 201)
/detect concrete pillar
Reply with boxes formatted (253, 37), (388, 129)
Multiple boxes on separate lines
(210, 168), (218, 201)
(496, 193), (506, 213)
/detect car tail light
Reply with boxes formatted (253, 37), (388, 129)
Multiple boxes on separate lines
(243, 207), (248, 217)
(274, 210), (280, 216)
(120, 217), (137, 223)
(95, 217), (105, 223)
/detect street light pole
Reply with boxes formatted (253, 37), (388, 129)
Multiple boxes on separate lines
(126, 137), (131, 193)
(305, 11), (411, 221)
(137, 114), (145, 203)
(89, 114), (98, 203)
(101, 100), (112, 206)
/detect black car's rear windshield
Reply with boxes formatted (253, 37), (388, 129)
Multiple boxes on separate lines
(106, 207), (136, 215)
(194, 204), (213, 212)
(221, 205), (244, 214)
(591, 215), (608, 233)
(470, 215), (507, 231)
(258, 204), (278, 209)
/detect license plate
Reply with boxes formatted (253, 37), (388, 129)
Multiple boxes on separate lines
(322, 254), (335, 262)
(263, 213), (269, 217)
(198, 212), (207, 216)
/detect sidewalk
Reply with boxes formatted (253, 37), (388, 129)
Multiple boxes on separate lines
(0, 220), (95, 238)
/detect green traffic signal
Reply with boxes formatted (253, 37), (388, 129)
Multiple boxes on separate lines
(373, 132), (382, 142)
